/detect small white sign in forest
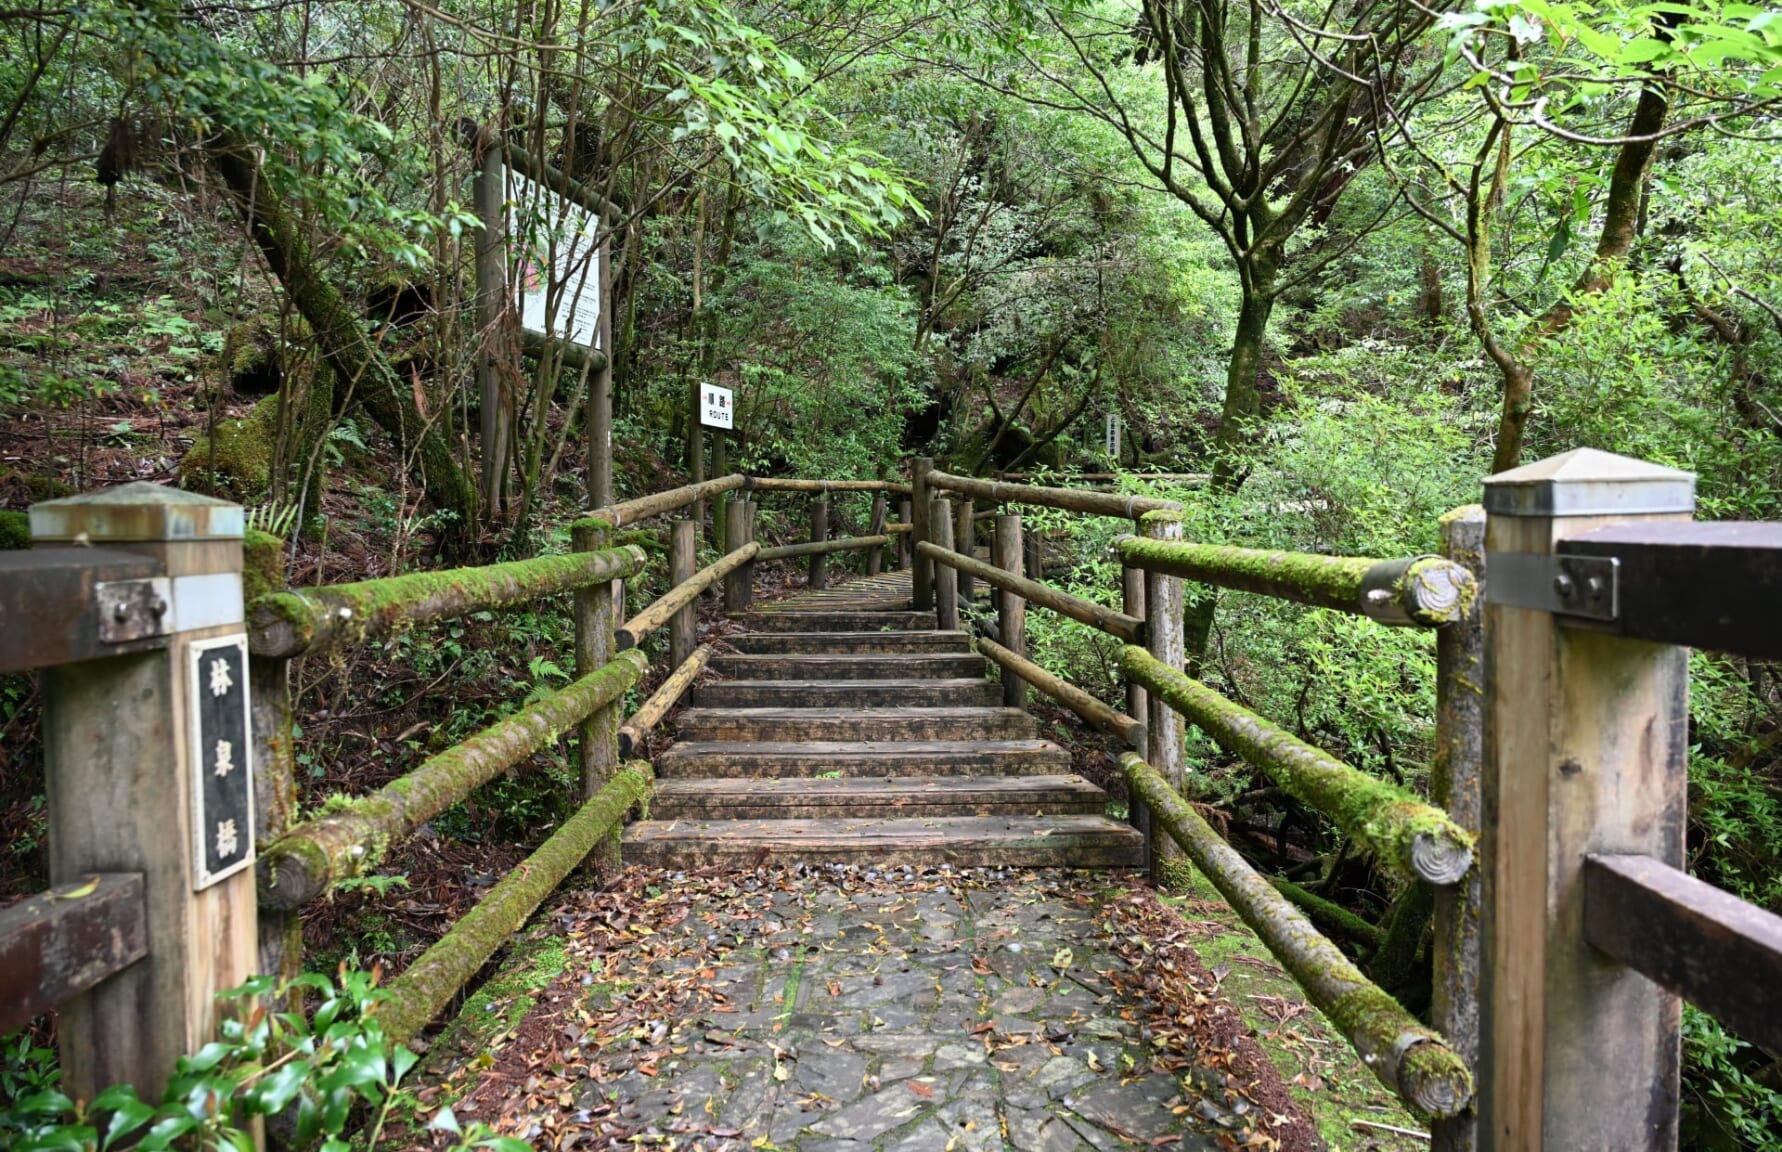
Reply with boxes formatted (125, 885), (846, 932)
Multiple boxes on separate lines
(509, 171), (601, 349)
(700, 383), (734, 430)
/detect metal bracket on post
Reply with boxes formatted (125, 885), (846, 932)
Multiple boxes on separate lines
(96, 578), (172, 643)
(1484, 553), (1620, 621)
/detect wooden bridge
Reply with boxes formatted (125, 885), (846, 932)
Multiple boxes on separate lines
(3, 452), (1781, 1151)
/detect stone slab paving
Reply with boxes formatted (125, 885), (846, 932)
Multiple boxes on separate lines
(414, 865), (1321, 1152)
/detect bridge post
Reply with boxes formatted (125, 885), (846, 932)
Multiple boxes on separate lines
(932, 496), (957, 630)
(573, 517), (623, 873)
(1479, 450), (1695, 1151)
(245, 531), (302, 1004)
(30, 484), (259, 1102)
(993, 514), (1025, 708)
(911, 458), (934, 609)
(670, 519), (697, 670)
(1122, 550), (1150, 855)
(808, 495), (829, 591)
(1140, 510), (1185, 879)
(1432, 504), (1485, 1152)
(897, 499), (912, 570)
(867, 492), (887, 577)
(725, 499), (755, 613)
(953, 500), (975, 606)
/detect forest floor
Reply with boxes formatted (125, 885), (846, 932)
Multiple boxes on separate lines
(396, 864), (1425, 1152)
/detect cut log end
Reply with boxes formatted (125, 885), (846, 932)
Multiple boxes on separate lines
(1408, 830), (1474, 886)
(256, 850), (325, 912)
(1398, 1039), (1474, 1120)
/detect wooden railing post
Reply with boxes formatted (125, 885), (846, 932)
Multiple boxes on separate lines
(572, 517), (623, 873)
(897, 499), (913, 570)
(808, 494), (830, 591)
(911, 458), (935, 609)
(994, 514), (1025, 708)
(1478, 450), (1695, 1151)
(725, 499), (755, 613)
(669, 519), (697, 670)
(953, 500), (975, 606)
(1141, 510), (1186, 877)
(867, 492), (887, 577)
(31, 484), (258, 1101)
(1433, 505), (1485, 1152)
(1123, 552), (1150, 853)
(932, 496), (957, 630)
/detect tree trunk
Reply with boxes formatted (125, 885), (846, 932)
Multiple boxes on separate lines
(205, 132), (477, 549)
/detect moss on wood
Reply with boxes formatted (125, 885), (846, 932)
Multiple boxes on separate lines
(1124, 753), (1472, 1119)
(1270, 875), (1386, 952)
(180, 393), (280, 499)
(247, 545), (647, 658)
(258, 650), (647, 908)
(379, 761), (653, 1044)
(1121, 646), (1473, 885)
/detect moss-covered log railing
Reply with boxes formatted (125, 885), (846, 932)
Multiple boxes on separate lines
(926, 469), (1181, 520)
(619, 643), (714, 757)
(615, 541), (760, 650)
(919, 541), (1144, 643)
(1123, 753), (1472, 1120)
(379, 761), (653, 1044)
(258, 650), (647, 909)
(247, 546), (647, 659)
(1115, 537), (1475, 628)
(1121, 646), (1474, 886)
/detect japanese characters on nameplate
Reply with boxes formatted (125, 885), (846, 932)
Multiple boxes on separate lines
(700, 383), (734, 430)
(188, 635), (255, 889)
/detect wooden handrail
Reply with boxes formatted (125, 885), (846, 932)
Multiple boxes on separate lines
(1121, 647), (1474, 886)
(379, 761), (653, 1044)
(976, 637), (1144, 749)
(919, 541), (1144, 644)
(248, 546), (648, 658)
(1115, 537), (1474, 628)
(615, 542), (760, 650)
(0, 874), (148, 1035)
(1124, 754), (1472, 1119)
(257, 650), (648, 909)
(745, 477), (913, 495)
(584, 474), (748, 528)
(926, 469), (1180, 519)
(757, 534), (890, 562)
(619, 644), (715, 757)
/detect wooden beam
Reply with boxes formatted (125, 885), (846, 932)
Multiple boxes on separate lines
(994, 515), (1025, 710)
(918, 542), (1143, 644)
(619, 644), (715, 758)
(977, 637), (1144, 750)
(1583, 854), (1782, 1055)
(927, 469), (1180, 518)
(0, 874), (147, 1035)
(616, 542), (759, 650)
(669, 520), (697, 672)
(0, 548), (167, 673)
(755, 535), (888, 562)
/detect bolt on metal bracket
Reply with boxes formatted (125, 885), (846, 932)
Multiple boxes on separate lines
(95, 577), (172, 643)
(1484, 552), (1620, 622)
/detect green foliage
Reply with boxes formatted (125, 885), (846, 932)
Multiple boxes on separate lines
(0, 971), (526, 1152)
(1682, 1006), (1782, 1149)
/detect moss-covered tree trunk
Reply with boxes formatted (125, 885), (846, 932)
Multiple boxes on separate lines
(204, 131), (477, 550)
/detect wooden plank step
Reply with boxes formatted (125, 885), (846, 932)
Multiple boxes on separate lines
(621, 814), (1144, 868)
(743, 610), (937, 631)
(729, 630), (970, 655)
(695, 678), (1001, 708)
(676, 706), (1038, 742)
(710, 653), (987, 680)
(649, 774), (1108, 820)
(654, 739), (1072, 778)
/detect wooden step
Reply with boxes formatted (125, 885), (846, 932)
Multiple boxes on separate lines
(654, 738), (1072, 778)
(728, 630), (970, 655)
(710, 653), (987, 680)
(649, 774), (1108, 820)
(695, 678), (1001, 709)
(742, 610), (937, 632)
(675, 706), (1037, 742)
(621, 814), (1144, 868)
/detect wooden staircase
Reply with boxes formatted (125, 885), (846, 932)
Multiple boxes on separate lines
(622, 572), (1144, 869)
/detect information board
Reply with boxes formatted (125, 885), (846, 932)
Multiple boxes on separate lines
(510, 171), (601, 349)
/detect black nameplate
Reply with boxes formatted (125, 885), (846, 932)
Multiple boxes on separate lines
(189, 635), (254, 889)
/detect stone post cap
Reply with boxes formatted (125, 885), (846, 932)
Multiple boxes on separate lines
(1483, 448), (1695, 518)
(30, 482), (244, 542)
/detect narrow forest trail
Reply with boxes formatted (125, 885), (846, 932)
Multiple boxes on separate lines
(397, 576), (1427, 1152)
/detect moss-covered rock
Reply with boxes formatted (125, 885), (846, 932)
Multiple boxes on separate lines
(0, 509), (29, 549)
(180, 392), (279, 500)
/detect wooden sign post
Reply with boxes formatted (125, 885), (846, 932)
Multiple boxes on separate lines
(30, 483), (259, 1101)
(1479, 450), (1695, 1151)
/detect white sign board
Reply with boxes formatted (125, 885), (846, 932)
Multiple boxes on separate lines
(1105, 412), (1121, 458)
(509, 171), (601, 349)
(700, 383), (734, 430)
